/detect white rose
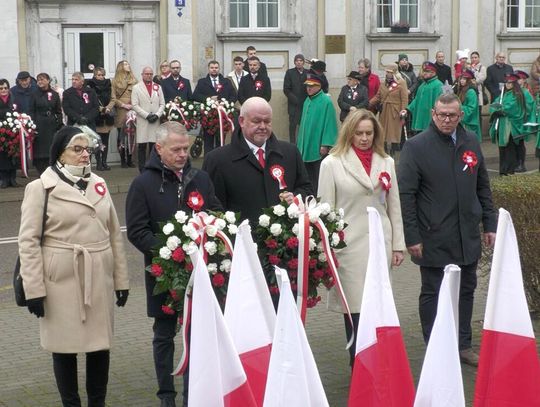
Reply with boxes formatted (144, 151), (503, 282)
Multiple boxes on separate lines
(309, 226), (314, 237)
(166, 236), (181, 250)
(327, 211), (336, 222)
(162, 223), (175, 235)
(259, 214), (271, 227)
(331, 232), (340, 247)
(205, 224), (218, 237)
(183, 241), (198, 255)
(207, 263), (218, 274)
(224, 211), (236, 224)
(292, 223), (299, 236)
(227, 224), (238, 235)
(214, 218), (226, 231)
(309, 238), (317, 250)
(188, 104), (194, 110)
(159, 247), (172, 260)
(273, 204), (286, 217)
(174, 210), (188, 223)
(287, 203), (299, 219)
(188, 230), (200, 241)
(318, 252), (327, 262)
(317, 241), (324, 252)
(14, 120), (20, 125)
(308, 208), (321, 223)
(337, 220), (345, 231)
(204, 241), (217, 256)
(182, 224), (196, 236)
(338, 208), (345, 218)
(319, 202), (331, 215)
(270, 223), (282, 236)
(220, 259), (232, 273)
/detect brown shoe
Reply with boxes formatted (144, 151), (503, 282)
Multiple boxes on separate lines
(459, 348), (479, 367)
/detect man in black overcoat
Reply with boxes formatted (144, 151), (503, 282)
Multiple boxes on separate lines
(161, 59), (192, 103)
(202, 97), (312, 228)
(62, 72), (99, 130)
(237, 57), (272, 105)
(485, 52), (514, 102)
(283, 53), (307, 143)
(398, 93), (497, 367)
(126, 122), (222, 407)
(243, 45), (268, 78)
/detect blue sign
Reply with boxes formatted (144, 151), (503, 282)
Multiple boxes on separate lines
(175, 0), (185, 6)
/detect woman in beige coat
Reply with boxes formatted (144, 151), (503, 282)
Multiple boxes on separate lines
(318, 109), (405, 366)
(18, 127), (129, 407)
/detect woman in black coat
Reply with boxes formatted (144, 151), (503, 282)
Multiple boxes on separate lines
(0, 78), (18, 188)
(29, 73), (63, 174)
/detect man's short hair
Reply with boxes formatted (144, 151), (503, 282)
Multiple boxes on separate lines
(247, 56), (260, 63)
(436, 93), (462, 107)
(246, 46), (256, 52)
(208, 60), (220, 67)
(233, 56), (244, 63)
(156, 121), (188, 145)
(72, 72), (84, 80)
(170, 59), (181, 66)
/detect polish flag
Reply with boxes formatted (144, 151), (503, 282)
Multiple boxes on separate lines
(188, 250), (257, 407)
(348, 207), (415, 406)
(474, 208), (540, 406)
(414, 264), (465, 407)
(263, 266), (329, 407)
(224, 222), (276, 406)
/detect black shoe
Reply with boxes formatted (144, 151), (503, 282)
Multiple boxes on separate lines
(515, 164), (527, 173)
(127, 162), (136, 168)
(160, 398), (176, 407)
(9, 177), (20, 187)
(0, 180), (8, 189)
(102, 162), (111, 171)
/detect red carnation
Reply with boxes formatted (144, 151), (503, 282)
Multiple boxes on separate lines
(313, 269), (324, 279)
(286, 237), (299, 249)
(324, 277), (335, 289)
(269, 285), (280, 295)
(169, 290), (180, 301)
(212, 273), (225, 287)
(290, 282), (298, 292)
(268, 254), (280, 265)
(265, 239), (278, 249)
(308, 258), (317, 269)
(287, 258), (298, 270)
(172, 247), (186, 263)
(338, 230), (345, 241)
(161, 305), (175, 315)
(178, 316), (184, 326)
(289, 271), (298, 279)
(150, 264), (163, 277)
(186, 262), (194, 272)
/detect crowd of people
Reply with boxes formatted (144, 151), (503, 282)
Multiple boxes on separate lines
(13, 46), (540, 407)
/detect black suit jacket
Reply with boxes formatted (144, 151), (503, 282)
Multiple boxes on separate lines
(485, 63), (514, 102)
(62, 86), (99, 129)
(202, 130), (313, 226)
(237, 73), (272, 104)
(435, 63), (453, 85)
(161, 75), (192, 103)
(283, 68), (308, 116)
(244, 60), (268, 78)
(192, 74), (237, 103)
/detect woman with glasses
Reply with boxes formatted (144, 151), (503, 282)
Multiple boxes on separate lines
(153, 60), (171, 85)
(18, 126), (129, 406)
(455, 69), (481, 141)
(0, 79), (19, 188)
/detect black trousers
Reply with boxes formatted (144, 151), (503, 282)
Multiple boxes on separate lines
(34, 158), (49, 175)
(516, 138), (526, 164)
(203, 130), (220, 157)
(288, 106), (302, 144)
(137, 142), (154, 173)
(344, 313), (360, 366)
(304, 159), (322, 196)
(52, 350), (109, 407)
(419, 262), (478, 351)
(499, 135), (519, 175)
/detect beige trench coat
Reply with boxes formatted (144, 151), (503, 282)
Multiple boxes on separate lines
(111, 78), (137, 128)
(18, 168), (129, 353)
(318, 150), (405, 312)
(369, 80), (408, 144)
(131, 82), (165, 144)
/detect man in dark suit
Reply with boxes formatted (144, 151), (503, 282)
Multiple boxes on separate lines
(161, 59), (192, 102)
(202, 97), (312, 227)
(398, 93), (497, 368)
(283, 53), (308, 143)
(434, 51), (453, 86)
(237, 57), (272, 105)
(192, 60), (237, 155)
(243, 45), (268, 78)
(62, 71), (99, 130)
(485, 52), (514, 102)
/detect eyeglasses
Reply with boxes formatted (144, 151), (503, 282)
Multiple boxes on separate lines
(67, 145), (95, 155)
(434, 111), (460, 122)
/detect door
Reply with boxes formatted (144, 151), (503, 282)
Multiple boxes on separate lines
(63, 27), (123, 87)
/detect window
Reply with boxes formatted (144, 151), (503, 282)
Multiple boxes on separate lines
(230, 0), (279, 30)
(377, 0), (419, 29)
(507, 0), (540, 29)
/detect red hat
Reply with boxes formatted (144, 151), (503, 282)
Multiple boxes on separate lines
(422, 61), (437, 72)
(504, 73), (520, 83)
(460, 69), (475, 80)
(514, 70), (529, 80)
(304, 73), (322, 86)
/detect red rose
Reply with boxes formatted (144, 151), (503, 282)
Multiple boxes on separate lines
(338, 230), (345, 241)
(286, 237), (299, 249)
(212, 273), (225, 287)
(289, 271), (298, 279)
(169, 290), (180, 301)
(308, 258), (317, 269)
(307, 296), (321, 308)
(178, 316), (184, 326)
(265, 239), (278, 249)
(268, 254), (280, 265)
(313, 269), (324, 279)
(161, 305), (175, 315)
(287, 258), (299, 270)
(290, 283), (298, 292)
(186, 262), (194, 272)
(324, 277), (335, 289)
(172, 247), (186, 263)
(269, 285), (280, 295)
(150, 264), (163, 277)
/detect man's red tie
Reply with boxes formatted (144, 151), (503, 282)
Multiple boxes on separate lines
(257, 148), (265, 168)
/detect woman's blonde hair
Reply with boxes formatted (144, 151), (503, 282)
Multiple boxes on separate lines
(112, 60), (136, 87)
(331, 109), (387, 157)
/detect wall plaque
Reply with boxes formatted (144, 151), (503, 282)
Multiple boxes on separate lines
(325, 35), (345, 54)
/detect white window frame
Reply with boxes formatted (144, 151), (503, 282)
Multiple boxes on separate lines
(376, 0), (420, 32)
(506, 0), (540, 31)
(229, 0), (280, 32)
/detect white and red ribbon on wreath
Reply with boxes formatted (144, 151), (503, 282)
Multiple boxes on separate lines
(292, 195), (354, 349)
(173, 211), (234, 375)
(216, 105), (234, 147)
(168, 101), (190, 128)
(18, 115), (33, 178)
(124, 110), (137, 155)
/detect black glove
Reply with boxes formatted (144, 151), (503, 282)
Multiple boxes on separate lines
(27, 297), (45, 318)
(78, 116), (89, 125)
(115, 290), (129, 307)
(146, 113), (159, 123)
(489, 110), (505, 124)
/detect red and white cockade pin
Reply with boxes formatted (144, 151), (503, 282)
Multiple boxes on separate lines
(270, 164), (288, 190)
(177, 81), (185, 90)
(378, 171), (391, 191)
(82, 93), (89, 104)
(462, 150), (478, 173)
(153, 84), (160, 92)
(255, 80), (263, 91)
(95, 182), (106, 196)
(187, 191), (204, 211)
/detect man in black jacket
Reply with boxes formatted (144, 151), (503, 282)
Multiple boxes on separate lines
(485, 52), (514, 102)
(62, 72), (99, 130)
(434, 51), (453, 86)
(283, 53), (307, 143)
(161, 60), (192, 103)
(398, 93), (497, 367)
(237, 57), (272, 105)
(202, 97), (312, 227)
(126, 121), (222, 407)
(243, 45), (268, 78)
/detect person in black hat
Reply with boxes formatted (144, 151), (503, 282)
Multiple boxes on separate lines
(11, 71), (37, 114)
(308, 59), (329, 93)
(283, 53), (308, 143)
(337, 71), (368, 122)
(19, 125), (129, 407)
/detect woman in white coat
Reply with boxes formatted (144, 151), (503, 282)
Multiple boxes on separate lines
(318, 109), (405, 366)
(18, 127), (129, 407)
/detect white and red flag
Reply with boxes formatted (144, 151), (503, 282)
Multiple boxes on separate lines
(224, 221), (276, 406)
(188, 250), (257, 407)
(263, 266), (329, 407)
(348, 207), (415, 406)
(414, 264), (465, 407)
(474, 208), (540, 406)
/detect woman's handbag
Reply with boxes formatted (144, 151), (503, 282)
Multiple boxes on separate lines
(13, 188), (50, 306)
